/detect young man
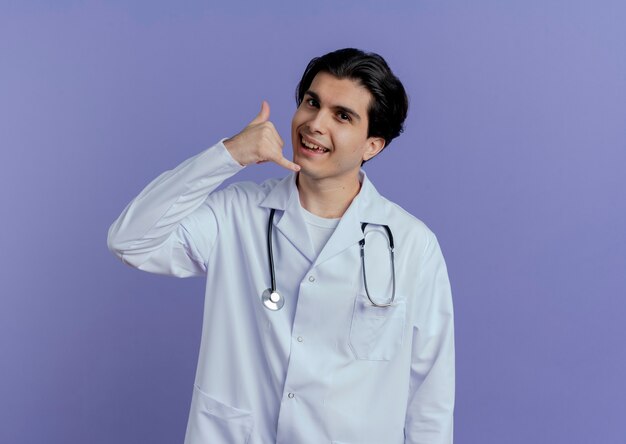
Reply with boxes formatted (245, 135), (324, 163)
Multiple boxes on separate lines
(108, 48), (454, 444)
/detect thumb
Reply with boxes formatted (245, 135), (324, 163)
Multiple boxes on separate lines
(249, 100), (270, 125)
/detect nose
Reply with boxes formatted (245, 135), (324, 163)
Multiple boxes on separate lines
(307, 109), (329, 134)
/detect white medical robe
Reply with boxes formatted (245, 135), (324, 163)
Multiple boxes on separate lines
(108, 141), (455, 443)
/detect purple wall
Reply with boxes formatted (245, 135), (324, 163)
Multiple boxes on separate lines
(2, 1), (625, 443)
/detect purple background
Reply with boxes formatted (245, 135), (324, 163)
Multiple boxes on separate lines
(1, 1), (625, 443)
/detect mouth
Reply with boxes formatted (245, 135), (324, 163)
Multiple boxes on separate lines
(300, 135), (330, 154)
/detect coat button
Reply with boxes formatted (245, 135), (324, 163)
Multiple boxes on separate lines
(288, 392), (295, 399)
(297, 336), (303, 342)
(308, 275), (315, 282)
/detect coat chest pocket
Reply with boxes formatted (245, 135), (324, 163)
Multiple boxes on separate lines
(348, 295), (406, 361)
(185, 385), (254, 444)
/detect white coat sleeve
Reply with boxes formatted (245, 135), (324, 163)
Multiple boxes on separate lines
(107, 141), (244, 277)
(405, 234), (455, 444)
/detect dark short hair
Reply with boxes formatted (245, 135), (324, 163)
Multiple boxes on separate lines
(296, 48), (409, 152)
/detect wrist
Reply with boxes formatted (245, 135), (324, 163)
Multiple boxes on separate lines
(223, 138), (246, 167)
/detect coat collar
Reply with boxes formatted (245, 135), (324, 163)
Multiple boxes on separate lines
(259, 171), (393, 266)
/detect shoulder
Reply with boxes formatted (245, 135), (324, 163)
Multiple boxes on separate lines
(369, 194), (443, 271)
(223, 177), (280, 199)
(202, 177), (281, 214)
(371, 192), (436, 243)
(361, 175), (435, 242)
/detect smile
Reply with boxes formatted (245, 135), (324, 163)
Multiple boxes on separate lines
(300, 136), (329, 153)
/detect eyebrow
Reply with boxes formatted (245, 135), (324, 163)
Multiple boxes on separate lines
(305, 90), (362, 122)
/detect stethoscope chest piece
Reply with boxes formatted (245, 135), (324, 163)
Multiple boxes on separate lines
(261, 208), (397, 311)
(262, 208), (285, 311)
(262, 288), (284, 311)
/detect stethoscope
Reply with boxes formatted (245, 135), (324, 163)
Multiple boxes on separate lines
(261, 208), (396, 311)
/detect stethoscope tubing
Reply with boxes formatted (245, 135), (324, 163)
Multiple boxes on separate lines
(267, 208), (277, 293)
(264, 209), (396, 310)
(359, 223), (396, 307)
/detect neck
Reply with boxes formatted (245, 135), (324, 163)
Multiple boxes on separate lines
(296, 173), (361, 219)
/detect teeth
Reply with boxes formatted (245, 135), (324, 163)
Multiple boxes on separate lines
(303, 140), (320, 150)
(302, 138), (328, 152)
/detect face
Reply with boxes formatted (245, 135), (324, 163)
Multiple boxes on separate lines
(291, 72), (385, 185)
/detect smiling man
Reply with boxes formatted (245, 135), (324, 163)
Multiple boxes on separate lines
(108, 48), (455, 444)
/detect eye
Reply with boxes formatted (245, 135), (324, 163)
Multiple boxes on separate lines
(305, 98), (319, 108)
(337, 111), (351, 122)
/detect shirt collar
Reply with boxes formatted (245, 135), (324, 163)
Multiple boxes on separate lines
(259, 171), (393, 266)
(259, 170), (390, 226)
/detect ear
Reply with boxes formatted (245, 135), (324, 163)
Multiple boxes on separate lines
(362, 137), (386, 162)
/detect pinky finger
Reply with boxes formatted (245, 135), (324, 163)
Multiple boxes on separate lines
(274, 156), (301, 172)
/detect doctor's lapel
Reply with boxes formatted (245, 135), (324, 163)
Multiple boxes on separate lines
(314, 172), (389, 268)
(259, 174), (316, 263)
(312, 202), (362, 267)
(259, 171), (390, 267)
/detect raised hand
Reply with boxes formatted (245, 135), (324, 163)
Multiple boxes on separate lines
(224, 101), (300, 172)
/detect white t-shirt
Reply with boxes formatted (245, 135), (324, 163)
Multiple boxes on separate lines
(300, 204), (340, 258)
